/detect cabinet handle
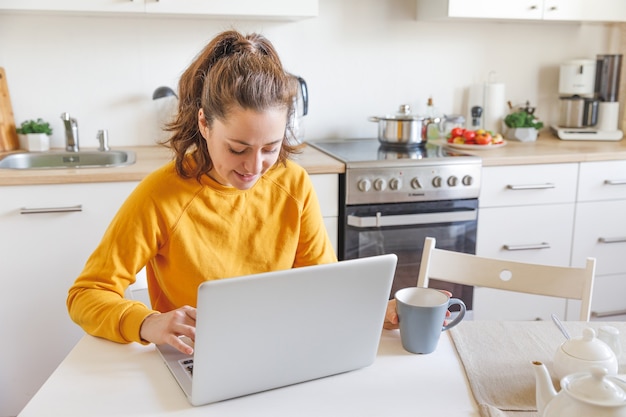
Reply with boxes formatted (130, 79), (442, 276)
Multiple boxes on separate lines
(20, 205), (83, 214)
(604, 179), (626, 185)
(591, 309), (626, 319)
(506, 183), (555, 190)
(529, 5), (538, 10)
(598, 236), (626, 244)
(502, 242), (551, 251)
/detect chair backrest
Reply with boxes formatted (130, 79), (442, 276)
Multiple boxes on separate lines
(416, 237), (596, 321)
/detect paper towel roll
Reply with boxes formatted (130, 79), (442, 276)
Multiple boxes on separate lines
(483, 82), (506, 134)
(466, 82), (506, 133)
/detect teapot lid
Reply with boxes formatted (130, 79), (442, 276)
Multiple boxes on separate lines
(561, 327), (615, 361)
(564, 367), (626, 406)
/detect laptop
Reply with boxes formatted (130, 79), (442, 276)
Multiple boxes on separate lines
(156, 253), (397, 406)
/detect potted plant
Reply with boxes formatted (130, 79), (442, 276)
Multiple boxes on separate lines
(16, 118), (53, 151)
(503, 102), (544, 142)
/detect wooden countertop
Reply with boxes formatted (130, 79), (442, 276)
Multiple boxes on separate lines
(3, 134), (626, 185)
(0, 144), (345, 186)
(437, 133), (626, 167)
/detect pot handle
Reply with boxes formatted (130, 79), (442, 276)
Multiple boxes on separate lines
(368, 116), (381, 122)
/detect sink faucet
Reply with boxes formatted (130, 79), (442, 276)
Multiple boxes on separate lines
(61, 112), (79, 152)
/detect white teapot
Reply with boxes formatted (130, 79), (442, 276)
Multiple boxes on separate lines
(533, 361), (626, 417)
(554, 327), (618, 380)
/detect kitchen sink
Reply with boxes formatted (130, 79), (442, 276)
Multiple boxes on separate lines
(0, 150), (136, 169)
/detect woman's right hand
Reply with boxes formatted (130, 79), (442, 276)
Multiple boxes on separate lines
(140, 305), (197, 355)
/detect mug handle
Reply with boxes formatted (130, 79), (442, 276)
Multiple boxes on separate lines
(442, 298), (466, 332)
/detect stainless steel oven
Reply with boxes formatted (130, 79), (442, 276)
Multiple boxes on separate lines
(308, 138), (482, 308)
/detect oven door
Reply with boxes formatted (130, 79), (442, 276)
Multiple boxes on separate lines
(341, 199), (477, 308)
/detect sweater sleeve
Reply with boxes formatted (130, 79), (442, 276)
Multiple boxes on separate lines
(67, 175), (167, 344)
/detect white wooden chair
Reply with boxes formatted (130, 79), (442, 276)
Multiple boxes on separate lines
(417, 237), (596, 321)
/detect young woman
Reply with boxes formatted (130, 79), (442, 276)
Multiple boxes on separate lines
(67, 30), (337, 355)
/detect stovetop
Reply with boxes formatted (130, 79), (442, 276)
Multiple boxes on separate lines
(308, 138), (482, 205)
(307, 138), (480, 169)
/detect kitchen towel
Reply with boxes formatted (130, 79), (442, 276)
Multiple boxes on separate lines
(449, 321), (626, 417)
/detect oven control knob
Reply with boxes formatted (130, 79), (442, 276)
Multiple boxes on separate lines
(410, 177), (422, 189)
(462, 175), (474, 186)
(373, 178), (387, 191)
(389, 177), (401, 190)
(447, 176), (458, 187)
(432, 176), (443, 188)
(357, 179), (371, 192)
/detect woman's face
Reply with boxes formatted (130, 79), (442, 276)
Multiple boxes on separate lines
(199, 106), (287, 190)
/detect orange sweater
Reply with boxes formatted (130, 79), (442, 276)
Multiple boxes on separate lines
(67, 157), (337, 344)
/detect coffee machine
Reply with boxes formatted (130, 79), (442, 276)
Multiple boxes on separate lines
(553, 54), (623, 141)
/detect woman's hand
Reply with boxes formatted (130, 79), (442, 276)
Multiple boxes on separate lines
(383, 289), (454, 330)
(140, 305), (197, 355)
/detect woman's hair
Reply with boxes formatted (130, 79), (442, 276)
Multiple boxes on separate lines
(163, 30), (302, 180)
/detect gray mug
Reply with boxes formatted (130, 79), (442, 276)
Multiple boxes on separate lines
(395, 287), (466, 354)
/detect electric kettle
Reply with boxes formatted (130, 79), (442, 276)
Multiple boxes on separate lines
(289, 75), (308, 144)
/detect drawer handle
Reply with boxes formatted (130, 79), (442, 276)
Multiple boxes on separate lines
(591, 309), (626, 319)
(506, 183), (555, 190)
(598, 236), (626, 244)
(20, 205), (83, 214)
(604, 179), (626, 185)
(503, 242), (551, 251)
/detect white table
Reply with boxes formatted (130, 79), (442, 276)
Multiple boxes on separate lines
(18, 330), (479, 416)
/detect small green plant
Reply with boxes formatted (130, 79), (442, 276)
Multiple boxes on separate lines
(504, 111), (544, 129)
(16, 118), (53, 135)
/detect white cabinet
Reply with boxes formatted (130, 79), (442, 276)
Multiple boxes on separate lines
(310, 173), (339, 255)
(0, 0), (318, 19)
(572, 161), (626, 320)
(416, 0), (626, 22)
(475, 163), (578, 321)
(0, 181), (139, 417)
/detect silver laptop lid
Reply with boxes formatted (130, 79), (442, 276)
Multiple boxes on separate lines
(188, 254), (397, 406)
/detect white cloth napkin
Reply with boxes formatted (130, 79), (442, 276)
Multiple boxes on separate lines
(449, 321), (626, 417)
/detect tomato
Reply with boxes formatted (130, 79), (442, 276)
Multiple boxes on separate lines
(450, 127), (465, 138)
(462, 130), (476, 142)
(475, 131), (492, 145)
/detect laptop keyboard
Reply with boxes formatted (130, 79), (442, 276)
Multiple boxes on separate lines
(179, 358), (194, 376)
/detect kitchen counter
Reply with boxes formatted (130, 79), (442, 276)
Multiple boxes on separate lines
(0, 144), (345, 186)
(3, 134), (626, 185)
(440, 133), (626, 166)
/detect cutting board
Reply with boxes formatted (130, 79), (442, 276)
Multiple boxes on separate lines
(0, 67), (19, 152)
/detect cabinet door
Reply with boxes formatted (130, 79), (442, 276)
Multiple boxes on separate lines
(542, 0), (584, 21)
(475, 203), (574, 321)
(480, 163), (578, 208)
(145, 0), (317, 18)
(439, 0), (544, 20)
(572, 200), (626, 275)
(310, 174), (338, 254)
(590, 272), (626, 319)
(580, 0), (626, 22)
(0, 182), (137, 417)
(578, 160), (626, 202)
(0, 0), (143, 12)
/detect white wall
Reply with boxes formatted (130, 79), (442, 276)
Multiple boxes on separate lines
(0, 0), (621, 149)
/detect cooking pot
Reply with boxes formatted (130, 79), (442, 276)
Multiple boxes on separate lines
(369, 104), (439, 147)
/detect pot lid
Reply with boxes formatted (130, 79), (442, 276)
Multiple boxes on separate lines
(561, 327), (615, 361)
(370, 104), (425, 121)
(563, 367), (626, 406)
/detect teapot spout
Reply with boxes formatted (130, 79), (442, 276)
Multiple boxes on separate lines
(532, 361), (557, 416)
